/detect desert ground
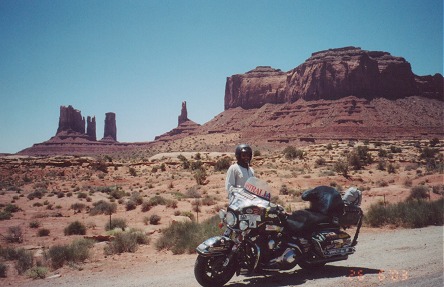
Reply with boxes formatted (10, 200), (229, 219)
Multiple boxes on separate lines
(0, 139), (443, 286)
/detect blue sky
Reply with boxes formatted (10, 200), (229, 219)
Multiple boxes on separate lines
(0, 0), (442, 154)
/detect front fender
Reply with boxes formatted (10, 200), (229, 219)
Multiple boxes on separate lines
(196, 236), (234, 256)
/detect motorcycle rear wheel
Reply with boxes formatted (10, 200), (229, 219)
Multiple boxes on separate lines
(194, 254), (236, 287)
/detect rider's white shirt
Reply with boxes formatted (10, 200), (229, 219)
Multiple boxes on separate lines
(225, 163), (254, 198)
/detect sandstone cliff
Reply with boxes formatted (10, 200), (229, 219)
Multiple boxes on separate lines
(225, 47), (443, 109)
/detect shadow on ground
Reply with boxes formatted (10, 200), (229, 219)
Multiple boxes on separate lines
(226, 265), (380, 286)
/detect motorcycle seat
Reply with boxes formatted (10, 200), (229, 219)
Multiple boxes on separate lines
(286, 209), (332, 234)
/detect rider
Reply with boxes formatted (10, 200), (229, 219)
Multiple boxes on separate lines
(225, 144), (255, 198)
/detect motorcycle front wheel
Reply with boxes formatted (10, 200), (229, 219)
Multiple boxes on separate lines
(194, 254), (236, 287)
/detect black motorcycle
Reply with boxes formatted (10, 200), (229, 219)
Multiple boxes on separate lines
(194, 177), (363, 287)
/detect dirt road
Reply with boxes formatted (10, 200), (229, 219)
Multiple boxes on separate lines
(20, 226), (443, 287)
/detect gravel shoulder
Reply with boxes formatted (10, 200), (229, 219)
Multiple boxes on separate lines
(17, 226), (443, 287)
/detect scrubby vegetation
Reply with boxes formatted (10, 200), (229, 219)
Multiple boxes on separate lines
(64, 221), (87, 235)
(47, 238), (94, 269)
(104, 229), (149, 255)
(155, 215), (220, 254)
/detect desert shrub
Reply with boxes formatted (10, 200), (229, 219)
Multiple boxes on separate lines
(69, 238), (94, 262)
(129, 167), (137, 176)
(0, 247), (17, 260)
(194, 168), (207, 185)
(125, 200), (137, 211)
(378, 148), (388, 158)
(0, 262), (7, 277)
(70, 202), (86, 213)
(47, 245), (70, 269)
(141, 201), (152, 212)
(420, 147), (438, 159)
(201, 196), (216, 206)
(191, 160), (203, 171)
(279, 184), (289, 195)
(92, 160), (108, 173)
(38, 228), (50, 237)
(77, 192), (88, 199)
(156, 215), (219, 254)
(387, 163), (396, 174)
(89, 200), (116, 215)
(177, 154), (190, 169)
(15, 248), (34, 275)
(149, 214), (161, 225)
(315, 157), (326, 167)
(0, 211), (12, 220)
(26, 266), (48, 279)
(148, 195), (168, 205)
(365, 198), (443, 228)
(377, 159), (386, 171)
(29, 220), (40, 228)
(408, 185), (430, 201)
(64, 221), (86, 235)
(166, 199), (178, 208)
(104, 230), (149, 255)
(105, 218), (127, 231)
(185, 186), (201, 198)
(432, 185), (444, 195)
(47, 238), (94, 269)
(214, 157), (232, 172)
(429, 138), (440, 147)
(390, 145), (402, 153)
(283, 146), (304, 160)
(6, 226), (23, 243)
(129, 192), (143, 205)
(27, 190), (45, 200)
(349, 146), (373, 170)
(334, 159), (349, 177)
(4, 204), (21, 213)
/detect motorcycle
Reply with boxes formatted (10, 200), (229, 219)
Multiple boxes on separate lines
(194, 177), (363, 287)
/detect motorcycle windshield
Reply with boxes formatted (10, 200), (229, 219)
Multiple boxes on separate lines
(244, 177), (272, 200)
(229, 177), (271, 211)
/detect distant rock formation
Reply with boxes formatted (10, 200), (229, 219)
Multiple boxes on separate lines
(225, 47), (443, 110)
(86, 116), (96, 141)
(155, 101), (200, 141)
(56, 105), (86, 135)
(178, 101), (189, 125)
(102, 112), (117, 142)
(55, 105), (95, 140)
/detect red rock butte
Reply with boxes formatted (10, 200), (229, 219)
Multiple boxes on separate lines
(18, 47), (443, 156)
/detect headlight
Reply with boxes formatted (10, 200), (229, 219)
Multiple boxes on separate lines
(225, 211), (237, 227)
(239, 220), (249, 231)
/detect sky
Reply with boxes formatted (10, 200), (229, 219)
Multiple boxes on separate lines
(0, 0), (442, 154)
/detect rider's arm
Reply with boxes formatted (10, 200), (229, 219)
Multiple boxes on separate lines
(225, 164), (238, 196)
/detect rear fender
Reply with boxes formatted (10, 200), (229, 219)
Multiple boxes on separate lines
(196, 236), (234, 256)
